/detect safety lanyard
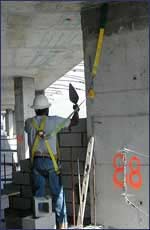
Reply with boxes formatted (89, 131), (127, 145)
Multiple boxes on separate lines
(31, 116), (46, 161)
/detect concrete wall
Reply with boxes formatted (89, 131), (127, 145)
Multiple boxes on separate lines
(81, 2), (149, 229)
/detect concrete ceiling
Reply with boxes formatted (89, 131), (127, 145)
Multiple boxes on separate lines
(1, 1), (85, 91)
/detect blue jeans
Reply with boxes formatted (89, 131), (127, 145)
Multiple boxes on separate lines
(32, 157), (67, 225)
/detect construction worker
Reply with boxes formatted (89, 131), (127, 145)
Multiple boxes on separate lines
(24, 94), (79, 229)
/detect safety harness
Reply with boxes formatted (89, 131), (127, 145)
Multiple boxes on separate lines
(31, 116), (60, 174)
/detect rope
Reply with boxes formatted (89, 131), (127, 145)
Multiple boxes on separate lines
(120, 147), (149, 158)
(124, 196), (149, 217)
(122, 152), (149, 218)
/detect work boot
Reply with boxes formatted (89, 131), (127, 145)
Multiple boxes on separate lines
(58, 222), (68, 229)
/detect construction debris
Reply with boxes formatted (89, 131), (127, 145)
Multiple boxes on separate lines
(68, 225), (104, 229)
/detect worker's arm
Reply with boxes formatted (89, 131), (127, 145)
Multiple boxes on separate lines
(54, 104), (79, 131)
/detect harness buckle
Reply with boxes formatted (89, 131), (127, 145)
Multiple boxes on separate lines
(37, 130), (45, 138)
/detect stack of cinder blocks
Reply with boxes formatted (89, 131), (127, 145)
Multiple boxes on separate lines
(1, 194), (9, 229)
(4, 159), (55, 229)
(4, 159), (33, 228)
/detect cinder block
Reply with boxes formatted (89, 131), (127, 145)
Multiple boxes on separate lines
(34, 196), (52, 217)
(82, 133), (88, 147)
(13, 197), (32, 210)
(5, 208), (32, 218)
(60, 133), (82, 147)
(20, 159), (31, 172)
(5, 215), (22, 229)
(61, 161), (84, 175)
(5, 209), (22, 229)
(9, 195), (20, 209)
(21, 185), (33, 198)
(72, 147), (87, 161)
(3, 183), (20, 193)
(22, 213), (56, 229)
(1, 195), (9, 209)
(60, 147), (86, 161)
(61, 176), (72, 189)
(13, 172), (31, 185)
(61, 162), (72, 173)
(61, 175), (79, 189)
(59, 147), (72, 161)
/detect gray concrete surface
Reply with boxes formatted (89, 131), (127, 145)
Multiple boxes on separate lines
(81, 2), (149, 229)
(1, 1), (83, 110)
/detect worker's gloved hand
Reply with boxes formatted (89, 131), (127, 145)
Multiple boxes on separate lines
(73, 104), (80, 112)
(68, 111), (79, 130)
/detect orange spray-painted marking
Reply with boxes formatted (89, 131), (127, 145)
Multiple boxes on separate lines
(113, 153), (142, 190)
(17, 134), (23, 143)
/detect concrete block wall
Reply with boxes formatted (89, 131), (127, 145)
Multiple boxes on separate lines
(81, 2), (149, 229)
(4, 160), (33, 228)
(58, 118), (89, 223)
(4, 162), (55, 228)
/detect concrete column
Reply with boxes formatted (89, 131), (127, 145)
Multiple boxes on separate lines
(14, 77), (35, 162)
(1, 111), (6, 134)
(13, 111), (16, 136)
(2, 111), (6, 134)
(5, 109), (14, 138)
(81, 2), (148, 229)
(5, 111), (9, 136)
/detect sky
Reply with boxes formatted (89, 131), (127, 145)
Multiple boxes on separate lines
(45, 61), (87, 118)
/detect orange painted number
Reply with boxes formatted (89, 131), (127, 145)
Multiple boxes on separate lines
(113, 152), (124, 188)
(128, 156), (142, 190)
(113, 153), (142, 190)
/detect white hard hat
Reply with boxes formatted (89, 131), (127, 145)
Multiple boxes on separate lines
(31, 95), (51, 110)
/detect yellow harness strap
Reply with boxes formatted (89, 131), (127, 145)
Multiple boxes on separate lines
(31, 116), (60, 174)
(31, 116), (47, 162)
(45, 139), (59, 174)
